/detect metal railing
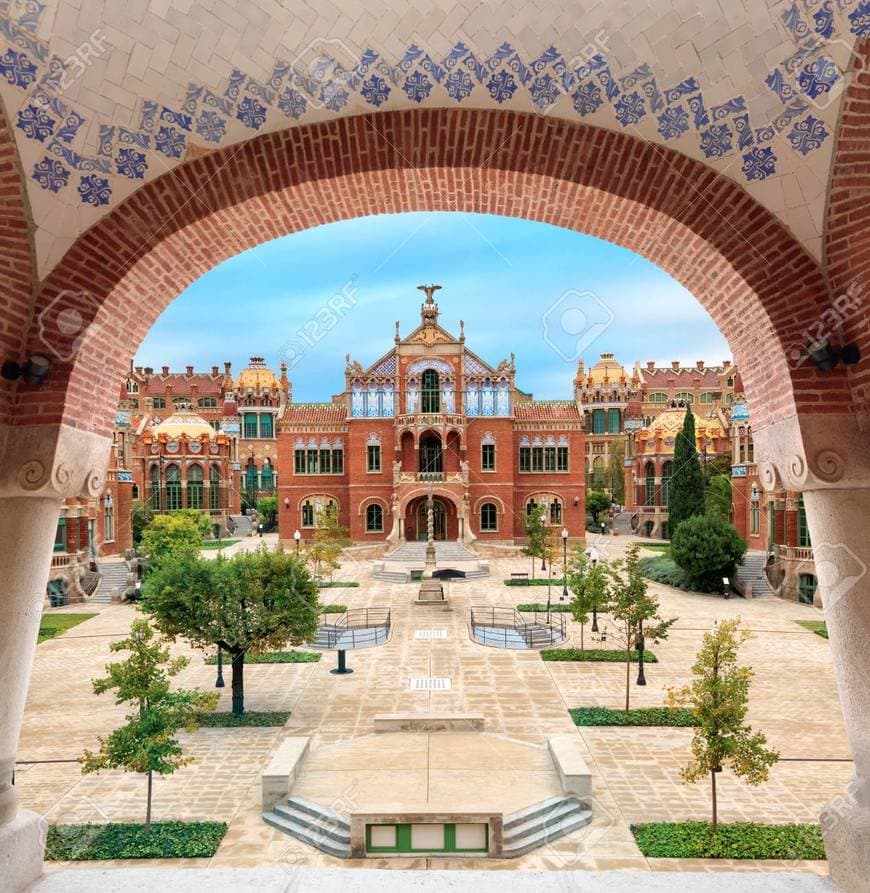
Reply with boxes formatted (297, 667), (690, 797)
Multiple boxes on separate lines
(316, 607), (391, 649)
(470, 606), (567, 649)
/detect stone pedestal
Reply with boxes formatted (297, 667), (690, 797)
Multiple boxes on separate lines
(0, 809), (47, 892)
(415, 579), (445, 604)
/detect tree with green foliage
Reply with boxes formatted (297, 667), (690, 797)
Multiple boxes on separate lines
(79, 619), (217, 831)
(305, 502), (350, 581)
(131, 500), (153, 548)
(609, 543), (677, 712)
(586, 490), (612, 525)
(670, 514), (746, 592)
(703, 453), (733, 482)
(567, 549), (611, 651)
(140, 510), (210, 565)
(606, 441), (626, 505)
(142, 547), (320, 715)
(668, 408), (706, 533)
(522, 509), (548, 580)
(256, 496), (278, 532)
(704, 475), (732, 522)
(667, 618), (779, 831)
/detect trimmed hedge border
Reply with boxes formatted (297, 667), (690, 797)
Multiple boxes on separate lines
(630, 821), (825, 859)
(319, 604), (347, 614)
(198, 711), (290, 728)
(570, 706), (696, 727)
(46, 821), (227, 860)
(542, 648), (658, 663)
(504, 578), (566, 587)
(516, 603), (572, 613)
(796, 620), (828, 639)
(205, 651), (320, 665)
(319, 581), (360, 588)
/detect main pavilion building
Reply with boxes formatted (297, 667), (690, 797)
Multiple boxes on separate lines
(277, 287), (585, 546)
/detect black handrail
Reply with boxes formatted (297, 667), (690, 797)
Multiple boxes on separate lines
(470, 606), (567, 648)
(317, 607), (391, 649)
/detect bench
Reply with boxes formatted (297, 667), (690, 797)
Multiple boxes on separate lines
(374, 713), (486, 732)
(261, 736), (310, 810)
(547, 735), (592, 799)
(510, 572), (530, 586)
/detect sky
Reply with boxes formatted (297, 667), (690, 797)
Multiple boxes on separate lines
(135, 212), (730, 402)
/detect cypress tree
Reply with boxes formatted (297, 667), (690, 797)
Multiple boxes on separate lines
(668, 407), (706, 533)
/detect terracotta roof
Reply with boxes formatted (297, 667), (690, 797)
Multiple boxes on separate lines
(640, 367), (723, 388)
(142, 373), (223, 396)
(514, 401), (581, 421)
(284, 403), (347, 425)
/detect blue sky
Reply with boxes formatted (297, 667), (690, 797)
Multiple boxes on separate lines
(136, 212), (729, 402)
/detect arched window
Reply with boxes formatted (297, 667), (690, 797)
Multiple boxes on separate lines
(187, 464), (203, 509)
(103, 495), (115, 542)
(365, 503), (383, 532)
(644, 461), (655, 507)
(798, 495), (811, 547)
(152, 397), (166, 409)
(421, 369), (441, 413)
(549, 498), (562, 524)
(750, 486), (760, 535)
(592, 409), (605, 434)
(648, 392), (668, 404)
(198, 396), (217, 408)
(166, 464), (181, 511)
(674, 391), (694, 404)
(592, 456), (604, 488)
(261, 461), (274, 493)
(700, 392), (715, 404)
(210, 464), (220, 510)
(150, 464), (161, 510)
(607, 408), (620, 434)
(131, 484), (139, 500)
(172, 396), (190, 407)
(480, 502), (498, 531)
(245, 460), (258, 498)
(661, 460), (673, 507)
(301, 500), (315, 527)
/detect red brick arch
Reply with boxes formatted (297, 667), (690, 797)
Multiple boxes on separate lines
(13, 107), (847, 436)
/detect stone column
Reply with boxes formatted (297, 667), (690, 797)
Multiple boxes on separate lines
(0, 423), (111, 891)
(755, 413), (870, 890)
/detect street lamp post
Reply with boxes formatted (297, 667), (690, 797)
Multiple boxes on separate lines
(294, 529), (301, 555)
(561, 527), (569, 602)
(215, 646), (225, 688)
(589, 545), (600, 632)
(540, 511), (547, 571)
(636, 620), (647, 686)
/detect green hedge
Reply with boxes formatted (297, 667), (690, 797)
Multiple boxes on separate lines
(200, 540), (239, 550)
(639, 555), (721, 593)
(319, 581), (360, 588)
(205, 651), (320, 665)
(46, 821), (227, 860)
(198, 711), (290, 728)
(570, 706), (696, 727)
(796, 620), (828, 639)
(542, 648), (658, 663)
(319, 604), (347, 614)
(516, 603), (573, 613)
(630, 821), (825, 859)
(504, 578), (566, 586)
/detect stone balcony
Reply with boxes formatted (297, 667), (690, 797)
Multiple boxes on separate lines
(395, 412), (465, 429)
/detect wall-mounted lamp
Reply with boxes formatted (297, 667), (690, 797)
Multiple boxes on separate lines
(807, 339), (860, 373)
(2, 354), (52, 386)
(283, 497), (290, 508)
(573, 495), (580, 506)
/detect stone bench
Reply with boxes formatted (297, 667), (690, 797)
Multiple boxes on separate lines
(374, 712), (486, 732)
(261, 736), (310, 810)
(547, 735), (592, 799)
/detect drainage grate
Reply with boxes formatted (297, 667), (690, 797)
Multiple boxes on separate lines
(414, 630), (448, 640)
(409, 676), (452, 691)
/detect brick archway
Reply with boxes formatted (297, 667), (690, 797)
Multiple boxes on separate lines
(7, 107), (846, 440)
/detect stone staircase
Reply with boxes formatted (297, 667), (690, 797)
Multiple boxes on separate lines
(612, 511), (635, 535)
(386, 541), (478, 562)
(375, 541), (489, 583)
(229, 514), (254, 537)
(736, 552), (774, 596)
(502, 795), (593, 857)
(90, 559), (132, 604)
(262, 795), (351, 858)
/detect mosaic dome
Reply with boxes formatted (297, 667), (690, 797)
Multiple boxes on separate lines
(153, 408), (214, 439)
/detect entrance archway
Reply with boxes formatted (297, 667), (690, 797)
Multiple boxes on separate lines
(2, 97), (870, 886)
(415, 498), (447, 541)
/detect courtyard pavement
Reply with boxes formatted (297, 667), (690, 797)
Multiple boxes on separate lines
(23, 537), (849, 879)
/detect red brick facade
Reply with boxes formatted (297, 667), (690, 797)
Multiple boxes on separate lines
(278, 294), (584, 545)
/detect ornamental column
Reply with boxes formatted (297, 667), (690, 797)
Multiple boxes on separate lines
(755, 413), (870, 891)
(0, 423), (111, 890)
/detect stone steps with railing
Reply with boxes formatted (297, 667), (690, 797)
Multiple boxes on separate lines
(90, 559), (132, 604)
(736, 552), (774, 597)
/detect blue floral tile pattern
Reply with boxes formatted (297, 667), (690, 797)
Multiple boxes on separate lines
(154, 125), (185, 158)
(116, 147), (147, 179)
(361, 74), (390, 107)
(17, 103), (54, 141)
(742, 146), (777, 181)
(787, 115), (830, 154)
(850, 2), (870, 35)
(0, 47), (37, 87)
(32, 155), (69, 192)
(235, 95), (267, 129)
(78, 173), (110, 206)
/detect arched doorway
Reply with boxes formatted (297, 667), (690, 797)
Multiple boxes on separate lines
(419, 432), (443, 476)
(415, 498), (447, 541)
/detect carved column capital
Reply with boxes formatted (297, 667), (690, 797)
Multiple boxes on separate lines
(0, 424), (112, 500)
(753, 412), (870, 493)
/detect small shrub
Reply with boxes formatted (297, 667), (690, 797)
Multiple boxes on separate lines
(630, 821), (824, 859)
(515, 603), (572, 613)
(670, 515), (746, 592)
(639, 555), (714, 592)
(318, 581), (360, 588)
(204, 651), (320, 665)
(504, 578), (566, 587)
(542, 648), (658, 663)
(198, 711), (290, 728)
(570, 706), (696, 726)
(319, 604), (347, 613)
(46, 821), (227, 860)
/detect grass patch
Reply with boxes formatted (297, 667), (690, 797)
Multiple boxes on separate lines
(639, 555), (721, 593)
(318, 581), (360, 588)
(543, 647), (658, 663)
(570, 706), (696, 727)
(204, 651), (320, 665)
(630, 821), (824, 859)
(504, 577), (566, 586)
(38, 613), (97, 643)
(46, 821), (227, 860)
(639, 543), (670, 553)
(516, 603), (572, 613)
(319, 604), (347, 613)
(200, 539), (239, 550)
(796, 619), (828, 639)
(198, 711), (290, 728)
